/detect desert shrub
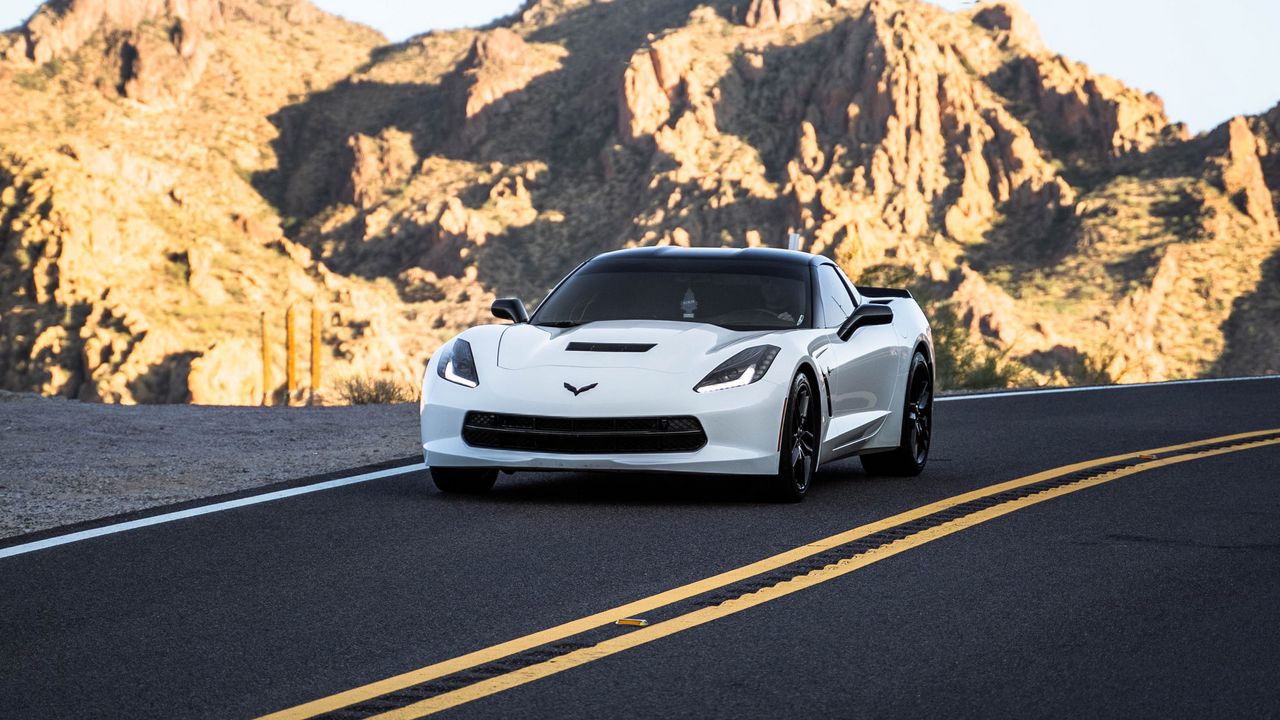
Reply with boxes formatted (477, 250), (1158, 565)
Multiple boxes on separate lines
(338, 376), (413, 405)
(1062, 343), (1119, 386)
(928, 305), (1031, 391)
(15, 71), (47, 92)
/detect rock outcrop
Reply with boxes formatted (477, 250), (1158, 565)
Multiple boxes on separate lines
(1215, 116), (1280, 235)
(970, 1), (1044, 53)
(619, 32), (694, 141)
(949, 265), (1024, 347)
(13, 0), (223, 65)
(743, 0), (819, 29)
(4, 0), (228, 104)
(456, 28), (530, 119)
(446, 27), (565, 144)
(345, 129), (418, 210)
(994, 52), (1178, 159)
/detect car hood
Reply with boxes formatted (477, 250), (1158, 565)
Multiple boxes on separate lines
(496, 321), (775, 373)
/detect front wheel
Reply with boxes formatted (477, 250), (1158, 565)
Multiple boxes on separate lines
(431, 467), (498, 494)
(860, 351), (932, 477)
(765, 372), (819, 502)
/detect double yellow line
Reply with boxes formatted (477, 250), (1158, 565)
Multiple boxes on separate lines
(262, 428), (1280, 720)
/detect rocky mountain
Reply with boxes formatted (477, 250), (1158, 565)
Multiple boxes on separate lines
(1, 0), (1276, 404)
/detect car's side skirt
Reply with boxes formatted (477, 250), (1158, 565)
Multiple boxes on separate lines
(819, 410), (891, 463)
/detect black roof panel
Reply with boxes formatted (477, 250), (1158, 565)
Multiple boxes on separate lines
(591, 246), (822, 267)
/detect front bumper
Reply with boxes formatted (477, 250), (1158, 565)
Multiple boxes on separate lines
(421, 365), (788, 476)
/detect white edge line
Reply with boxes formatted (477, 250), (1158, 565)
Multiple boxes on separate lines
(0, 463), (426, 561)
(936, 374), (1279, 402)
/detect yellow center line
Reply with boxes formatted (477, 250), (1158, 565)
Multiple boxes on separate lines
(260, 428), (1280, 720)
(376, 435), (1280, 719)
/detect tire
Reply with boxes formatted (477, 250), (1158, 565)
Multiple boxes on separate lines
(765, 372), (819, 502)
(860, 351), (932, 477)
(431, 467), (498, 494)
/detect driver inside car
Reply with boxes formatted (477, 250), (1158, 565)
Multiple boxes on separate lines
(760, 277), (803, 325)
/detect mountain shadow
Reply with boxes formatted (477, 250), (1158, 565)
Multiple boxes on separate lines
(1215, 246), (1280, 376)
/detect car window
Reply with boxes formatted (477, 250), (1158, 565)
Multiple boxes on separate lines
(816, 264), (856, 328)
(531, 257), (812, 331)
(834, 266), (862, 306)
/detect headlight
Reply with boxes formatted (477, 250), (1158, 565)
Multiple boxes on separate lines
(694, 344), (780, 393)
(436, 338), (479, 388)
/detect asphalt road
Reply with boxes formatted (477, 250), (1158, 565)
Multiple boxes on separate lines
(2, 378), (1279, 719)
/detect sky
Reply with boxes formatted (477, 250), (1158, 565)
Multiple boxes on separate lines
(930, 0), (1280, 133)
(3, 0), (1278, 133)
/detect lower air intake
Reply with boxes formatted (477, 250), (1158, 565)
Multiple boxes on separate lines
(462, 412), (707, 454)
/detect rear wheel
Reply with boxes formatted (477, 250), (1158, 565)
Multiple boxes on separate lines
(431, 467), (498, 494)
(766, 372), (819, 502)
(860, 351), (932, 477)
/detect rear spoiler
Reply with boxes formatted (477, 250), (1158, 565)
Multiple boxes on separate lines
(857, 285), (913, 300)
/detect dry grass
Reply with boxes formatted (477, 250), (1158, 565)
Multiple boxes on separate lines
(337, 376), (415, 405)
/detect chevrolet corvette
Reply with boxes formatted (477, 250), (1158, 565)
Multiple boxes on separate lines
(420, 245), (933, 501)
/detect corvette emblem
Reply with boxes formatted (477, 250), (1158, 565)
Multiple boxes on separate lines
(564, 382), (598, 396)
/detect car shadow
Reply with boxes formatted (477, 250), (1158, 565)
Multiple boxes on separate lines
(432, 460), (872, 507)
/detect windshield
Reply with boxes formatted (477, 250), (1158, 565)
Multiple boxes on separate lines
(532, 256), (812, 331)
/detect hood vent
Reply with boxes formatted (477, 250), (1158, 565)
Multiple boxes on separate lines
(565, 342), (656, 353)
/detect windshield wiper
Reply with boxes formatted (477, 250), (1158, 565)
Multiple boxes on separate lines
(535, 321), (582, 328)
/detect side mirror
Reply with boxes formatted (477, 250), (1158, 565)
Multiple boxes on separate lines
(491, 297), (529, 324)
(837, 303), (893, 341)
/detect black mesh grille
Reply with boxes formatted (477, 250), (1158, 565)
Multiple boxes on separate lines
(462, 412), (707, 454)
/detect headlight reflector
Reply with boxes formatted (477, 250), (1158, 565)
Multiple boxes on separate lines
(694, 344), (780, 393)
(436, 338), (479, 388)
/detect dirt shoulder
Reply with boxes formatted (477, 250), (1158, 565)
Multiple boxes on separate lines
(0, 392), (420, 539)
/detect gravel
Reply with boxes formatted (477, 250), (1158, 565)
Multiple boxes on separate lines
(0, 391), (421, 539)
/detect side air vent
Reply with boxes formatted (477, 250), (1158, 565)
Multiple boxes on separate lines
(565, 342), (657, 353)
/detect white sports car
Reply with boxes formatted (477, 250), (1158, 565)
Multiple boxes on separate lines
(420, 246), (934, 501)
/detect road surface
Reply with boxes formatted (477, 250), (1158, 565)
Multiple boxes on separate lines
(2, 377), (1279, 719)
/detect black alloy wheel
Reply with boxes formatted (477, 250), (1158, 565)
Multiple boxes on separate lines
(769, 372), (819, 502)
(906, 354), (932, 465)
(861, 351), (932, 477)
